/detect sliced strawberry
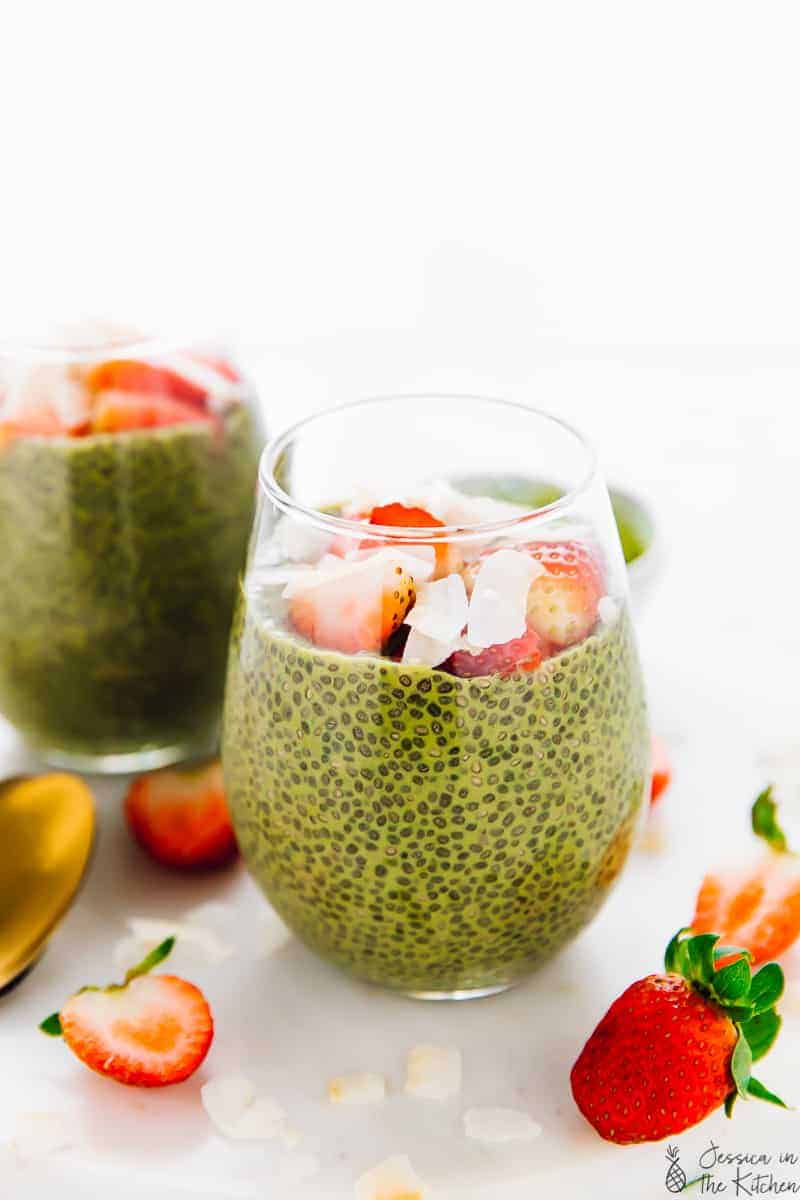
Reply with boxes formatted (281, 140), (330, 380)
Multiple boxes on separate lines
(650, 735), (672, 805)
(523, 541), (603, 648)
(91, 393), (216, 433)
(444, 627), (547, 678)
(42, 938), (213, 1088)
(289, 557), (416, 654)
(85, 360), (208, 404)
(125, 760), (237, 870)
(368, 501), (461, 578)
(692, 787), (800, 966)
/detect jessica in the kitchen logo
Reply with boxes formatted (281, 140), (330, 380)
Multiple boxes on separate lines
(664, 1141), (800, 1195)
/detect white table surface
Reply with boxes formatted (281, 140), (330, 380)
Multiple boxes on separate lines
(2, 350), (800, 1200)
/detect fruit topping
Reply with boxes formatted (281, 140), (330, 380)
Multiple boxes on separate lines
(85, 359), (208, 404)
(91, 393), (216, 433)
(445, 627), (547, 678)
(40, 937), (213, 1088)
(571, 928), (786, 1144)
(288, 554), (416, 654)
(523, 540), (603, 647)
(367, 501), (461, 577)
(466, 548), (542, 648)
(125, 760), (237, 870)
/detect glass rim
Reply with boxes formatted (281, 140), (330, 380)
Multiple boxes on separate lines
(259, 394), (599, 540)
(0, 331), (222, 365)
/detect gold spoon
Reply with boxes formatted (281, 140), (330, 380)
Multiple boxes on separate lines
(0, 774), (95, 993)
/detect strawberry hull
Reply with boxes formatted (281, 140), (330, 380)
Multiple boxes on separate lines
(223, 592), (649, 995)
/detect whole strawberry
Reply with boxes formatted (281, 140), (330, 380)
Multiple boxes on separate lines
(571, 929), (787, 1145)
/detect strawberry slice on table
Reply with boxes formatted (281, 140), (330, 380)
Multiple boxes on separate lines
(444, 627), (548, 678)
(91, 393), (216, 433)
(367, 502), (462, 578)
(650, 734), (672, 805)
(692, 786), (800, 966)
(125, 760), (237, 870)
(522, 540), (603, 648)
(40, 937), (213, 1088)
(571, 928), (787, 1145)
(85, 359), (208, 404)
(289, 557), (416, 654)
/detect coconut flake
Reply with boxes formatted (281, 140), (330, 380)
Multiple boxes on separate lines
(420, 480), (528, 526)
(402, 627), (460, 668)
(201, 1075), (287, 1141)
(258, 908), (293, 957)
(405, 575), (468, 642)
(328, 1072), (387, 1106)
(113, 916), (234, 970)
(597, 595), (620, 626)
(462, 1106), (542, 1144)
(404, 1044), (462, 1100)
(355, 1154), (428, 1200)
(11, 1112), (73, 1160)
(467, 549), (542, 648)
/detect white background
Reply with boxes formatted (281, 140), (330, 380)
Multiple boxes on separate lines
(2, 3), (800, 1198)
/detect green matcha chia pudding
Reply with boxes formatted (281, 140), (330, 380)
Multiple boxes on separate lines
(0, 336), (264, 770)
(223, 397), (650, 996)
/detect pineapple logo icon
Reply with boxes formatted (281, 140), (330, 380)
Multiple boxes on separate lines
(665, 1145), (687, 1193)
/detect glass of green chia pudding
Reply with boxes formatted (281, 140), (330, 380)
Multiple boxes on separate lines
(223, 397), (649, 998)
(0, 329), (264, 772)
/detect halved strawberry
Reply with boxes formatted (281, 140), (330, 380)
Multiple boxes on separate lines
(41, 938), (213, 1088)
(289, 556), (416, 654)
(523, 541), (603, 648)
(444, 627), (547, 678)
(188, 352), (241, 383)
(368, 501), (461, 578)
(91, 393), (216, 433)
(692, 787), (800, 966)
(650, 734), (672, 805)
(125, 760), (237, 870)
(85, 359), (208, 404)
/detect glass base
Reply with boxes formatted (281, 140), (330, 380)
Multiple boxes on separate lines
(32, 736), (217, 776)
(405, 982), (515, 1001)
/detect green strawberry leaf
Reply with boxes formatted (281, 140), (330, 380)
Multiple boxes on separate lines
(122, 936), (175, 985)
(739, 1011), (782, 1063)
(715, 957), (752, 1003)
(747, 1076), (789, 1108)
(750, 962), (785, 1013)
(731, 1027), (753, 1099)
(38, 1012), (62, 1037)
(713, 945), (752, 964)
(724, 1091), (737, 1118)
(686, 933), (720, 983)
(664, 927), (692, 974)
(751, 786), (789, 854)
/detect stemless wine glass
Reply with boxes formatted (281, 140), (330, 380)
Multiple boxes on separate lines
(0, 328), (265, 772)
(223, 396), (650, 998)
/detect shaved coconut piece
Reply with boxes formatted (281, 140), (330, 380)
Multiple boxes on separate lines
(258, 908), (293, 956)
(405, 1044), (462, 1100)
(12, 1112), (73, 1159)
(467, 549), (542, 648)
(278, 1150), (320, 1181)
(113, 916), (233, 969)
(355, 1154), (428, 1200)
(328, 1072), (387, 1105)
(282, 548), (433, 603)
(201, 1075), (287, 1141)
(402, 627), (462, 668)
(273, 514), (333, 563)
(463, 1107), (542, 1144)
(597, 595), (620, 625)
(405, 575), (468, 642)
